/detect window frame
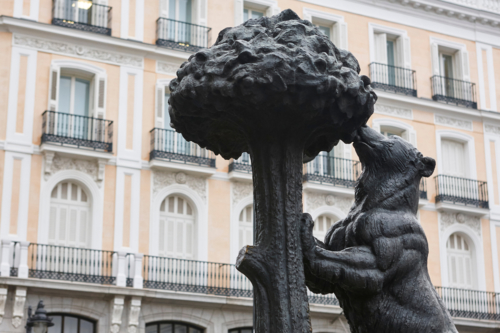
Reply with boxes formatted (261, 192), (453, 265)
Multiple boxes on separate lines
(48, 313), (96, 333)
(369, 23), (411, 69)
(303, 8), (348, 50)
(229, 328), (254, 333)
(146, 321), (205, 333)
(436, 130), (476, 180)
(372, 118), (417, 147)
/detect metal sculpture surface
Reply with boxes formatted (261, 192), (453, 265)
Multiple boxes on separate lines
(301, 126), (458, 332)
(167, 8), (454, 333)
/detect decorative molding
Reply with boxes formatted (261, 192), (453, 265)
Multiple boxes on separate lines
(127, 297), (141, 333)
(13, 34), (144, 68)
(306, 192), (353, 214)
(440, 212), (481, 236)
(153, 170), (207, 202)
(110, 296), (125, 333)
(435, 114), (473, 131)
(374, 104), (413, 119)
(0, 287), (6, 324)
(46, 154), (104, 187)
(157, 61), (180, 75)
(485, 124), (500, 135)
(12, 287), (26, 328)
(232, 181), (253, 206)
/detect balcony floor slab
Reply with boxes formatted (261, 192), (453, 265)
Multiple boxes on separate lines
(228, 171), (252, 182)
(303, 182), (355, 197)
(40, 143), (113, 161)
(436, 202), (490, 217)
(149, 159), (216, 177)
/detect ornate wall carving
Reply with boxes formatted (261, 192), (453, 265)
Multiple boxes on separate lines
(153, 171), (207, 202)
(374, 104), (413, 119)
(434, 115), (473, 131)
(157, 61), (180, 75)
(440, 212), (481, 237)
(12, 287), (26, 328)
(485, 124), (500, 135)
(110, 296), (124, 333)
(305, 192), (353, 215)
(0, 288), (6, 324)
(14, 34), (143, 68)
(45, 154), (106, 186)
(232, 181), (253, 206)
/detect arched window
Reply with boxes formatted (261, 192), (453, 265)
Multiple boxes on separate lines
(146, 321), (203, 333)
(229, 328), (253, 333)
(314, 214), (338, 242)
(49, 181), (91, 247)
(239, 204), (253, 249)
(48, 314), (95, 333)
(372, 120), (417, 147)
(447, 233), (474, 288)
(441, 139), (467, 177)
(159, 195), (196, 259)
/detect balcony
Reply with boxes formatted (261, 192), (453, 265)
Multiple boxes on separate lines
(431, 75), (477, 109)
(303, 155), (362, 191)
(52, 0), (112, 36)
(156, 18), (212, 53)
(228, 153), (252, 181)
(434, 175), (489, 211)
(369, 62), (417, 96)
(436, 286), (500, 321)
(150, 128), (216, 175)
(42, 111), (113, 152)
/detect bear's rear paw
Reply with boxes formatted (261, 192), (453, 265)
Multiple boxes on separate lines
(301, 213), (316, 254)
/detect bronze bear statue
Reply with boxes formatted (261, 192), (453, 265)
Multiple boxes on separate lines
(301, 126), (458, 333)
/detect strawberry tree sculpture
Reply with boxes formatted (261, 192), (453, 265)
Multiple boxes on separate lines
(168, 9), (376, 332)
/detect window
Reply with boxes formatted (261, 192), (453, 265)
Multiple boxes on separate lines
(159, 195), (196, 259)
(229, 328), (253, 333)
(312, 142), (348, 178)
(244, 7), (264, 20)
(239, 204), (253, 249)
(303, 9), (348, 50)
(49, 182), (91, 248)
(313, 214), (337, 241)
(48, 314), (95, 333)
(380, 125), (404, 138)
(446, 233), (474, 288)
(146, 322), (203, 333)
(441, 139), (466, 177)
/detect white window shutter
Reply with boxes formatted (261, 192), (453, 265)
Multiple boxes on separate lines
(303, 12), (312, 22)
(48, 65), (61, 111)
(49, 206), (58, 243)
(338, 21), (348, 50)
(460, 49), (470, 81)
(155, 84), (165, 128)
(374, 33), (388, 64)
(159, 0), (168, 18)
(344, 143), (352, 160)
(94, 74), (107, 118)
(268, 6), (280, 16)
(234, 0), (244, 25)
(195, 0), (207, 26)
(431, 43), (440, 75)
(396, 35), (411, 69)
(409, 129), (417, 148)
(372, 122), (381, 133)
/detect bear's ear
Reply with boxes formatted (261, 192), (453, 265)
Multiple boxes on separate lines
(418, 156), (436, 177)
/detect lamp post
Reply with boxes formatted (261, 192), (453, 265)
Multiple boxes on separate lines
(25, 301), (54, 333)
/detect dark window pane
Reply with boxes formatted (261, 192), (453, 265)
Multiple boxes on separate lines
(64, 316), (78, 333)
(146, 324), (158, 333)
(160, 323), (173, 333)
(175, 324), (187, 333)
(49, 316), (62, 333)
(189, 328), (202, 333)
(242, 330), (253, 333)
(80, 319), (94, 333)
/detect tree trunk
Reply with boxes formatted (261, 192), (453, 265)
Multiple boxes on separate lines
(236, 137), (311, 333)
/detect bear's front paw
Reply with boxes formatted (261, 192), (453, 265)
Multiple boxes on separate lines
(300, 213), (316, 254)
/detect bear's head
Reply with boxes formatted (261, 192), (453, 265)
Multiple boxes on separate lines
(353, 126), (435, 212)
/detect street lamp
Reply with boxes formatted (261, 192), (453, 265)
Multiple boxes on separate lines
(25, 301), (54, 333)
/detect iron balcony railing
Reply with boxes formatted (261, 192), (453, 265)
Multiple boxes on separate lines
(150, 128), (216, 167)
(431, 75), (477, 109)
(369, 62), (417, 96)
(420, 178), (428, 200)
(26, 243), (116, 285)
(436, 286), (500, 321)
(156, 18), (212, 52)
(435, 175), (489, 209)
(228, 153), (252, 174)
(42, 111), (113, 152)
(142, 255), (339, 306)
(304, 155), (362, 188)
(52, 0), (112, 35)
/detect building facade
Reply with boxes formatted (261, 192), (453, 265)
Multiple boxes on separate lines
(0, 0), (499, 332)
